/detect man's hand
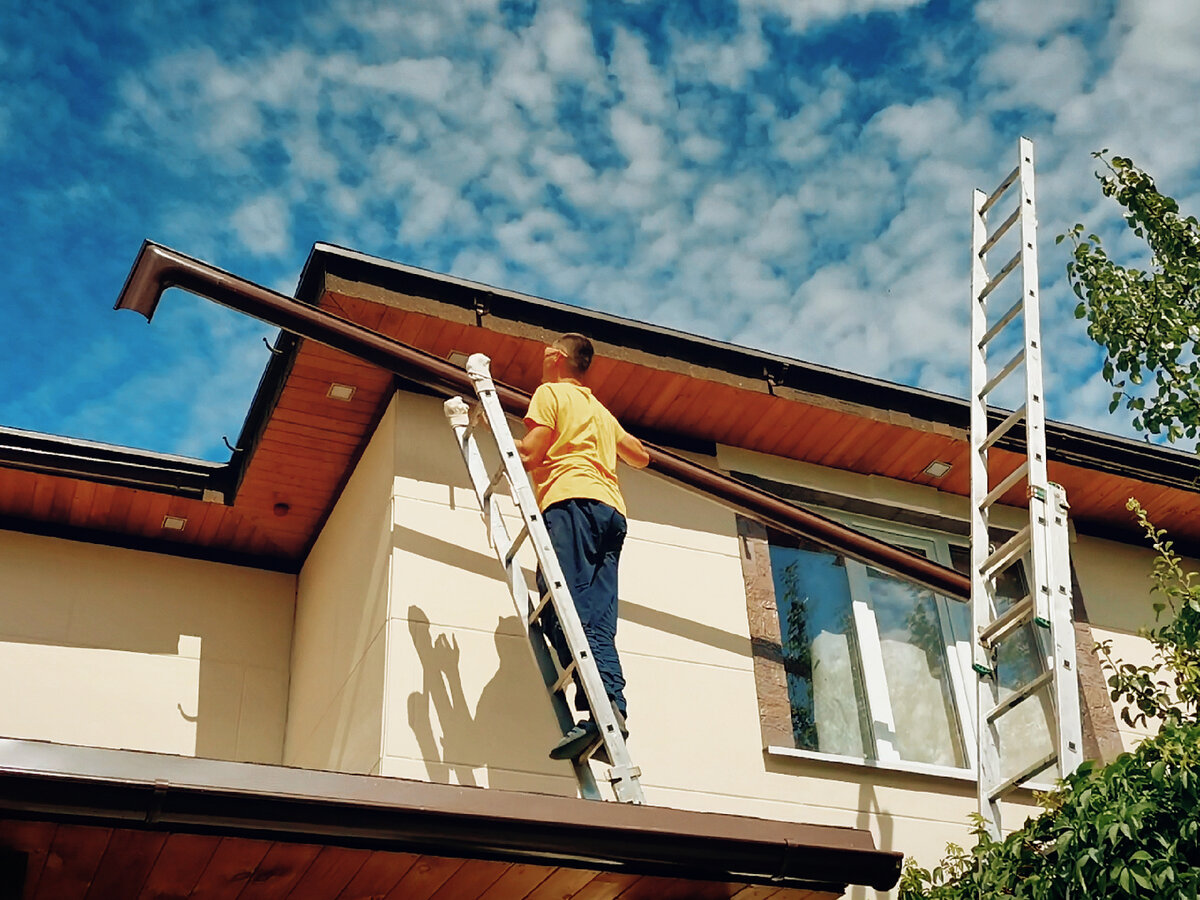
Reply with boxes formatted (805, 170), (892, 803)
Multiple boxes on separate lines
(516, 424), (555, 470)
(617, 432), (650, 468)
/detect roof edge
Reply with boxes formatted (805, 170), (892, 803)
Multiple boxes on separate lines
(300, 243), (1200, 493)
(0, 426), (235, 502)
(0, 738), (901, 892)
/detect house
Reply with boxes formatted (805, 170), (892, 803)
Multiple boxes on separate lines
(2, 241), (1194, 898)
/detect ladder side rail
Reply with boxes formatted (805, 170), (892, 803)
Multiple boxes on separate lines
(444, 400), (604, 800)
(1016, 137), (1055, 633)
(445, 402), (527, 605)
(970, 186), (1004, 839)
(1015, 137), (1075, 786)
(465, 356), (645, 804)
(1048, 483), (1084, 776)
(526, 611), (605, 801)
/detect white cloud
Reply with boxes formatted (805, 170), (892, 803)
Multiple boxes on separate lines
(610, 27), (674, 118)
(974, 0), (1089, 38)
(536, 2), (602, 81)
(743, 0), (929, 32)
(978, 34), (1089, 113)
(670, 14), (769, 89)
(345, 56), (457, 102)
(231, 194), (292, 257)
(610, 107), (668, 186)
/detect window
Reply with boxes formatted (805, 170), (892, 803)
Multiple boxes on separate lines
(754, 513), (1056, 779)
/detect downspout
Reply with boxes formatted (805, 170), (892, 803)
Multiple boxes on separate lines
(114, 241), (972, 602)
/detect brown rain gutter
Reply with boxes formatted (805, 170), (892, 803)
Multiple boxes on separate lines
(114, 241), (971, 601)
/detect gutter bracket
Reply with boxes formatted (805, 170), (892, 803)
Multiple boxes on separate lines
(764, 363), (790, 397)
(772, 838), (798, 883)
(146, 778), (169, 824)
(473, 295), (491, 327)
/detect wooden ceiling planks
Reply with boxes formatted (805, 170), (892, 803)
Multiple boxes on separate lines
(333, 849), (420, 899)
(0, 819), (845, 900)
(32, 823), (112, 900)
(135, 833), (222, 899)
(236, 841), (324, 900)
(85, 828), (169, 898)
(474, 863), (557, 900)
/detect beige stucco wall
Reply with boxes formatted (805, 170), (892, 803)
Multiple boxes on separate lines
(284, 395), (398, 775)
(0, 529), (294, 762)
(352, 392), (1011, 898)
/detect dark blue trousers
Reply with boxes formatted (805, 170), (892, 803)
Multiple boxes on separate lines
(538, 498), (628, 718)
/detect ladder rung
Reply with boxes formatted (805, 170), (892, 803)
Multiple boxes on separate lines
(978, 595), (1033, 648)
(503, 523), (529, 568)
(529, 589), (554, 625)
(980, 165), (1019, 216)
(987, 750), (1057, 801)
(979, 205), (1020, 258)
(977, 250), (1022, 302)
(987, 670), (1053, 723)
(981, 460), (1029, 511)
(982, 404), (1026, 452)
(551, 659), (578, 694)
(981, 525), (1030, 580)
(482, 464), (508, 501)
(979, 347), (1025, 400)
(979, 296), (1024, 350)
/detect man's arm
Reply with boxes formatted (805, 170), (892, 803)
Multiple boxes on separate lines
(516, 424), (555, 471)
(617, 432), (650, 469)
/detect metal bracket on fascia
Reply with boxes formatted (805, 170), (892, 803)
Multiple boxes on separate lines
(145, 778), (170, 824)
(763, 363), (790, 396)
(473, 295), (491, 327)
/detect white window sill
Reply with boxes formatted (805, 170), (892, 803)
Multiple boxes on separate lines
(765, 745), (1057, 793)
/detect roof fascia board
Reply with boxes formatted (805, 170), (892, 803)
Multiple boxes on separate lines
(303, 243), (1200, 493)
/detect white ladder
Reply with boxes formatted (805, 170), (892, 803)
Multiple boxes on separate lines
(443, 353), (645, 804)
(969, 137), (1083, 837)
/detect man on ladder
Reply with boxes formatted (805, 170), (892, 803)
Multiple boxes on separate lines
(514, 333), (650, 762)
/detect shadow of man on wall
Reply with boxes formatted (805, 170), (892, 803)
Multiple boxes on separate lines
(407, 605), (477, 787)
(406, 606), (577, 796)
(474, 615), (577, 796)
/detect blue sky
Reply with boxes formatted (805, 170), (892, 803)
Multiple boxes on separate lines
(3, 0), (1199, 461)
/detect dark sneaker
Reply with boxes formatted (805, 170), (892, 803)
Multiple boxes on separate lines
(549, 720), (600, 760)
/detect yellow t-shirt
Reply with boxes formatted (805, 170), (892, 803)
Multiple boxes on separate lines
(524, 382), (628, 515)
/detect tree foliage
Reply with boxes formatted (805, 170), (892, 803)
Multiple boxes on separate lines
(900, 503), (1200, 898)
(1063, 152), (1200, 443)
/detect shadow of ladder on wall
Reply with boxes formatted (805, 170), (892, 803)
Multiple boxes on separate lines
(969, 136), (1084, 839)
(443, 353), (645, 804)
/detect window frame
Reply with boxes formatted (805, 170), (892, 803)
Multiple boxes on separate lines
(751, 505), (1057, 785)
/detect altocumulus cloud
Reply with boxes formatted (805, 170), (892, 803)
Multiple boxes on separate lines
(4, 0), (1200, 457)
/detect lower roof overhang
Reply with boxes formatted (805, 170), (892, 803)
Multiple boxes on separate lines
(0, 739), (900, 898)
(0, 426), (233, 503)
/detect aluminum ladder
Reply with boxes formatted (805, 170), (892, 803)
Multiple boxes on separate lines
(969, 137), (1083, 837)
(443, 353), (645, 804)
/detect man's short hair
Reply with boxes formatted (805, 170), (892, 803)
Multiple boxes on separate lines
(554, 333), (594, 375)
